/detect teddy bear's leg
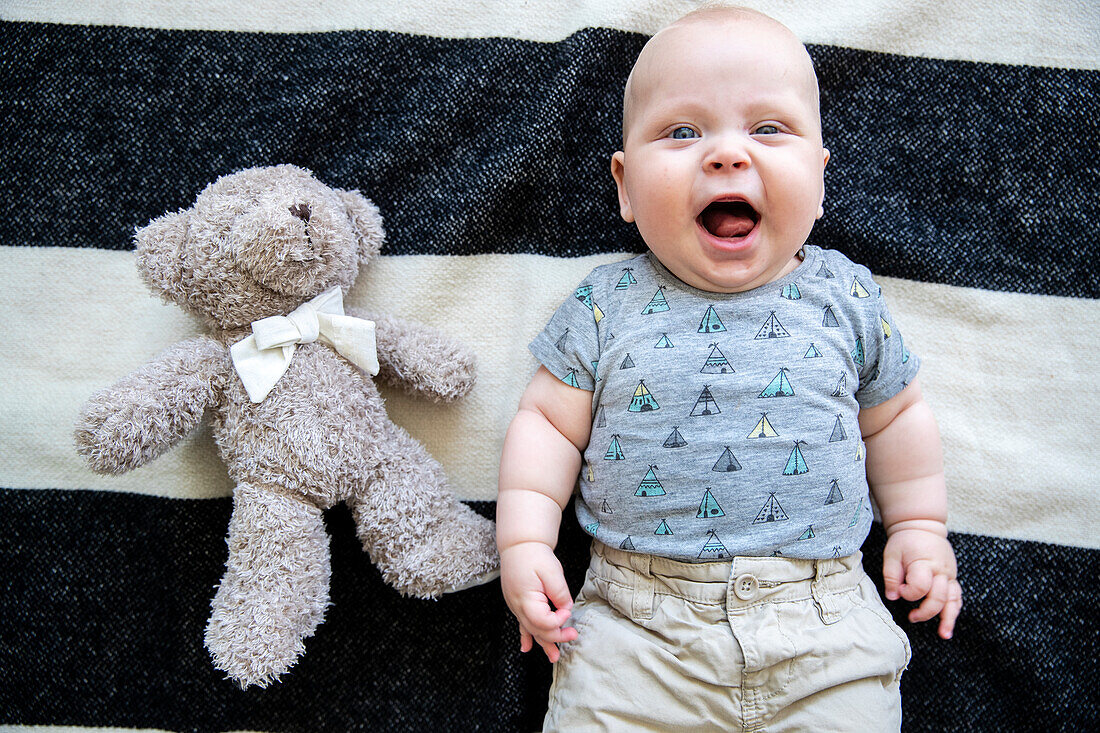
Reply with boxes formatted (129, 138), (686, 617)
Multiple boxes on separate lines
(204, 481), (330, 688)
(349, 422), (499, 599)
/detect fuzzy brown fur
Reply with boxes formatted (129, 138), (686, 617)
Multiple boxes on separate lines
(74, 165), (499, 688)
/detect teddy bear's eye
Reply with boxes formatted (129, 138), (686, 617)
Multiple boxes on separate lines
(288, 203), (312, 222)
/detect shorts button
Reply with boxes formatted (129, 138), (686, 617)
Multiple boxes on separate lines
(734, 574), (759, 600)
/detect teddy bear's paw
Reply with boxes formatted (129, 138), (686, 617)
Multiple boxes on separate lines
(377, 504), (500, 599)
(414, 341), (477, 402)
(205, 608), (308, 689)
(73, 394), (175, 474)
(440, 566), (502, 594)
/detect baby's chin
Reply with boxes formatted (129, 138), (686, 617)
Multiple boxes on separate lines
(665, 251), (804, 294)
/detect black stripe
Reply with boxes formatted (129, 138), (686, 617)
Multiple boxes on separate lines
(2, 22), (1098, 297)
(1, 488), (1097, 731)
(0, 489), (548, 732)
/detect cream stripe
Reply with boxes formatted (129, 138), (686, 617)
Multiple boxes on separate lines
(1, 0), (1096, 70)
(1, 247), (1097, 549)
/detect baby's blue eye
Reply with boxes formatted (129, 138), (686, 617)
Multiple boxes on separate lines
(754, 124), (780, 135)
(670, 126), (699, 140)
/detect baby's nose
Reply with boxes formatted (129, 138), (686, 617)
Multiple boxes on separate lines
(704, 139), (751, 171)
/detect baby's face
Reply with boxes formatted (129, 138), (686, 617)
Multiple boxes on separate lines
(612, 16), (829, 293)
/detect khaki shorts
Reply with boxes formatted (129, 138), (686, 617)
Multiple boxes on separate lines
(544, 542), (911, 732)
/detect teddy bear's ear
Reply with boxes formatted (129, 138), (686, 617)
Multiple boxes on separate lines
(335, 188), (385, 265)
(134, 210), (190, 303)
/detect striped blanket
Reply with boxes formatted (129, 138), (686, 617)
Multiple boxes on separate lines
(1, 1), (1097, 730)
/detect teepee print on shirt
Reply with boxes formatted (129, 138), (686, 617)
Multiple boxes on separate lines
(642, 286), (670, 314)
(829, 415), (847, 442)
(620, 536), (636, 550)
(691, 386), (721, 416)
(712, 446), (742, 472)
(754, 493), (789, 523)
(748, 413), (779, 439)
(574, 285), (594, 309)
(655, 519), (673, 535)
(804, 343), (823, 358)
(664, 426), (687, 448)
(620, 354), (635, 369)
(756, 312), (790, 339)
(701, 343), (734, 373)
(850, 277), (871, 298)
(825, 479), (844, 505)
(849, 497), (864, 527)
(635, 466), (666, 497)
(628, 380), (659, 412)
(561, 368), (581, 388)
(822, 305), (839, 328)
(604, 435), (625, 460)
(852, 337), (866, 368)
(555, 329), (570, 352)
(699, 306), (726, 333)
(832, 374), (847, 397)
(760, 368), (795, 398)
(616, 268), (637, 290)
(781, 283), (802, 300)
(816, 261), (835, 279)
(654, 333), (674, 349)
(783, 441), (809, 476)
(697, 489), (725, 518)
(698, 530), (730, 560)
(798, 526), (815, 540)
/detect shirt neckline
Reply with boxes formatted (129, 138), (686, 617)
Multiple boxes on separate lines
(644, 245), (820, 301)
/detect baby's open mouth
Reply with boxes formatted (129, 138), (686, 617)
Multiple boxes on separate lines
(699, 200), (759, 239)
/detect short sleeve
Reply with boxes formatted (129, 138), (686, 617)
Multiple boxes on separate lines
(853, 270), (921, 408)
(529, 277), (602, 391)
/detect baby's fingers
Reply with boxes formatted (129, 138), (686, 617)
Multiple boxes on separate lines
(897, 559), (934, 602)
(539, 568), (575, 617)
(518, 597), (565, 633)
(534, 625), (579, 663)
(937, 580), (963, 639)
(519, 628), (534, 654)
(907, 572), (947, 624)
(882, 551), (905, 601)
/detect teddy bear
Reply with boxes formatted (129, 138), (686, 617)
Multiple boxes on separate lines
(74, 164), (500, 688)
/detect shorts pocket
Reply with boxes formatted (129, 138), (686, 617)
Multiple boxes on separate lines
(853, 577), (912, 678)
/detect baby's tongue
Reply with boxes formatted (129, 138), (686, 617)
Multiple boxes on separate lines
(702, 204), (756, 238)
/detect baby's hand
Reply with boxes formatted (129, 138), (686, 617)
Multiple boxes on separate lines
(499, 542), (578, 662)
(882, 524), (962, 639)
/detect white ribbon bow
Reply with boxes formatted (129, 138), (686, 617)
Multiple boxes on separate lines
(230, 286), (379, 403)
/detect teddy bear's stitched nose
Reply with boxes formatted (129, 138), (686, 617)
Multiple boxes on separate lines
(288, 203), (311, 222)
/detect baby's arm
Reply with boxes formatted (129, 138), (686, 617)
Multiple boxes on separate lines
(859, 377), (962, 639)
(497, 366), (593, 662)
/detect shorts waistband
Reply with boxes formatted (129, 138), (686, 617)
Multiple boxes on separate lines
(590, 541), (865, 613)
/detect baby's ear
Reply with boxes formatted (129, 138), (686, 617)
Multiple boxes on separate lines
(336, 188), (385, 265)
(610, 152), (635, 223)
(134, 210), (190, 304)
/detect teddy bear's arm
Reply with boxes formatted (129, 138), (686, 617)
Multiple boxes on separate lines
(347, 309), (476, 403)
(74, 336), (231, 474)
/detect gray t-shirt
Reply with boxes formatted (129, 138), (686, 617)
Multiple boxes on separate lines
(529, 245), (920, 561)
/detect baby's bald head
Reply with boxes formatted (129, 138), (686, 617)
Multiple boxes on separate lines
(621, 6), (821, 144)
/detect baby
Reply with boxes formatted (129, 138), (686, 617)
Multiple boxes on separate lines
(498, 5), (962, 730)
